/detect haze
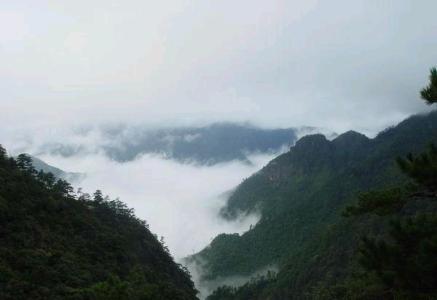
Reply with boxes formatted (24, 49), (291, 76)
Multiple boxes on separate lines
(38, 150), (275, 259)
(1, 0), (436, 134)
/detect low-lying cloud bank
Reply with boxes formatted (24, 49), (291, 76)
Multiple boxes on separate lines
(2, 122), (297, 164)
(37, 150), (276, 259)
(187, 258), (278, 299)
(2, 123), (287, 298)
(0, 123), (295, 259)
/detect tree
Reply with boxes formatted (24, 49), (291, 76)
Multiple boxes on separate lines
(16, 153), (35, 173)
(93, 190), (104, 203)
(0, 145), (198, 300)
(53, 179), (74, 197)
(396, 144), (437, 193)
(421, 67), (437, 104)
(342, 145), (437, 299)
(0, 145), (6, 161)
(37, 170), (56, 188)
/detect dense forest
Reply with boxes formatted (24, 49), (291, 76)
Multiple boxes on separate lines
(0, 150), (198, 299)
(188, 68), (437, 299)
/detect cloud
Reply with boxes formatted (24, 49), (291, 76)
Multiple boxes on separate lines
(186, 258), (278, 299)
(1, 120), (285, 294)
(1, 0), (436, 134)
(36, 149), (273, 259)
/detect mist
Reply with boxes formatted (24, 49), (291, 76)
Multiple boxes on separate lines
(2, 1), (437, 135)
(187, 260), (278, 299)
(36, 148), (275, 259)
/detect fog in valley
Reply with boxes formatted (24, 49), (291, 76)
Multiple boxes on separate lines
(38, 149), (274, 259)
(1, 1), (437, 298)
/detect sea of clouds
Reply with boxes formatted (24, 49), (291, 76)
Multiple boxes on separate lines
(2, 126), (278, 259)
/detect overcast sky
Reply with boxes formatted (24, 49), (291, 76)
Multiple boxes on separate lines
(1, 0), (436, 134)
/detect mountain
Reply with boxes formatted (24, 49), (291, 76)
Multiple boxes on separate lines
(0, 149), (198, 300)
(186, 110), (437, 299)
(104, 123), (299, 164)
(38, 123), (300, 165)
(24, 155), (83, 182)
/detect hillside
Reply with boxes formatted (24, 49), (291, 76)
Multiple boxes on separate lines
(25, 155), (83, 182)
(187, 110), (437, 298)
(0, 149), (198, 300)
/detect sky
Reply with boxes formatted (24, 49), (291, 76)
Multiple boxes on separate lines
(1, 0), (436, 135)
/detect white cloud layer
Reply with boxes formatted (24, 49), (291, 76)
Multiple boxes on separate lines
(37, 150), (273, 259)
(1, 1), (436, 134)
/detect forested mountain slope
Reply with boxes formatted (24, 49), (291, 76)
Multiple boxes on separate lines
(187, 110), (437, 299)
(25, 154), (83, 182)
(0, 149), (198, 300)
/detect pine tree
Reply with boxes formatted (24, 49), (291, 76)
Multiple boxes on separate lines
(339, 67), (437, 299)
(342, 145), (437, 299)
(16, 153), (35, 173)
(420, 67), (437, 104)
(93, 190), (104, 203)
(0, 145), (6, 161)
(396, 144), (437, 193)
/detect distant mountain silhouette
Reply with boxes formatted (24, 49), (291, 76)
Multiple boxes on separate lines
(37, 123), (302, 165)
(20, 154), (84, 182)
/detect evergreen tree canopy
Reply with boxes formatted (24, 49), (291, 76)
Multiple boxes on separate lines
(421, 67), (437, 104)
(339, 145), (437, 299)
(191, 110), (437, 300)
(396, 144), (437, 193)
(0, 148), (198, 300)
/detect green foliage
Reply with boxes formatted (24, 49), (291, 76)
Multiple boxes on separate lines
(420, 67), (437, 104)
(191, 110), (437, 299)
(27, 155), (82, 182)
(396, 144), (437, 192)
(343, 188), (407, 216)
(331, 144), (437, 299)
(0, 145), (6, 160)
(206, 273), (277, 300)
(93, 189), (104, 203)
(16, 153), (35, 172)
(356, 216), (437, 297)
(0, 150), (197, 300)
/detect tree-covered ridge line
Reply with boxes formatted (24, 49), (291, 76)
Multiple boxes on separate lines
(0, 148), (198, 300)
(190, 67), (437, 299)
(189, 110), (437, 280)
(20, 154), (84, 183)
(206, 143), (437, 300)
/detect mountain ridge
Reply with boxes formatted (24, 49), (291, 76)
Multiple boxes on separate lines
(187, 110), (437, 299)
(34, 123), (307, 165)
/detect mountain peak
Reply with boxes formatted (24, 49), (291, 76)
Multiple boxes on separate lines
(286, 134), (333, 166)
(293, 134), (330, 151)
(332, 130), (369, 147)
